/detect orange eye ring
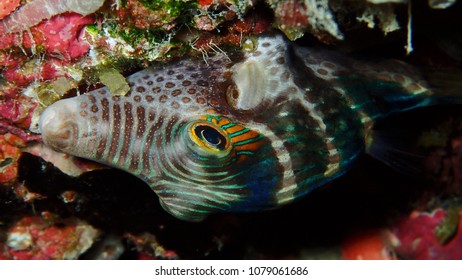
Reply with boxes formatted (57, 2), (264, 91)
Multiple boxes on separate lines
(190, 122), (230, 151)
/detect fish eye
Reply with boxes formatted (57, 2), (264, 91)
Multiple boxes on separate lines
(193, 124), (227, 150)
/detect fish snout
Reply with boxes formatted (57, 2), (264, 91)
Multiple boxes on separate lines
(39, 100), (80, 152)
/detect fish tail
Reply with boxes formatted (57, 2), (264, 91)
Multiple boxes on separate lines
(346, 58), (462, 120)
(422, 67), (462, 106)
(364, 66), (462, 176)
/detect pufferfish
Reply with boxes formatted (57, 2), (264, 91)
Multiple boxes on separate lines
(40, 33), (441, 221)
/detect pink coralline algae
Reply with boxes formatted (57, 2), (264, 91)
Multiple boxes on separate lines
(0, 86), (40, 143)
(1, 59), (64, 87)
(1, 0), (105, 33)
(0, 95), (36, 129)
(0, 12), (95, 143)
(341, 208), (462, 260)
(392, 209), (462, 260)
(0, 133), (24, 185)
(0, 0), (20, 20)
(0, 13), (94, 63)
(0, 11), (96, 107)
(0, 216), (99, 260)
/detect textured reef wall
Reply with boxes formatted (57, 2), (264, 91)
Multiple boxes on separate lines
(1, 0), (462, 259)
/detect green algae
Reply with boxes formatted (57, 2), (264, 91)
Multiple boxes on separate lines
(97, 68), (130, 96)
(36, 84), (62, 107)
(140, 0), (197, 18)
(52, 77), (75, 97)
(435, 204), (462, 245)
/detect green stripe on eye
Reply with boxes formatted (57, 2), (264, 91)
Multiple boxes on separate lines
(233, 134), (264, 146)
(221, 123), (236, 129)
(207, 115), (222, 122)
(228, 128), (250, 138)
(236, 151), (254, 156)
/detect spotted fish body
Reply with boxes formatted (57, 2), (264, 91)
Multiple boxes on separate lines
(40, 34), (433, 221)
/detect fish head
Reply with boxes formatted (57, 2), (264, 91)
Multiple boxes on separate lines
(40, 96), (85, 152)
(40, 34), (308, 221)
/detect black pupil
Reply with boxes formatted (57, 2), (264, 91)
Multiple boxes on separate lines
(194, 125), (226, 150)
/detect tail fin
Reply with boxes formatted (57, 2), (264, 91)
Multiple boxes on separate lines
(367, 130), (426, 176)
(423, 67), (462, 105)
(337, 58), (460, 120)
(366, 97), (462, 178)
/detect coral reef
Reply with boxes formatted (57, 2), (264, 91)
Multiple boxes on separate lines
(0, 0), (461, 259)
(0, 0), (20, 20)
(341, 229), (398, 260)
(0, 133), (24, 185)
(0, 216), (99, 260)
(1, 0), (105, 33)
(269, 0), (343, 41)
(392, 208), (462, 259)
(341, 205), (462, 260)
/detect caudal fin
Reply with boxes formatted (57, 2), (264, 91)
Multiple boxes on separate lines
(367, 130), (426, 176)
(424, 67), (462, 105)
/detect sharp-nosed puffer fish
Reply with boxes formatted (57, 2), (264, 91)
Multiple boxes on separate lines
(39, 33), (443, 221)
